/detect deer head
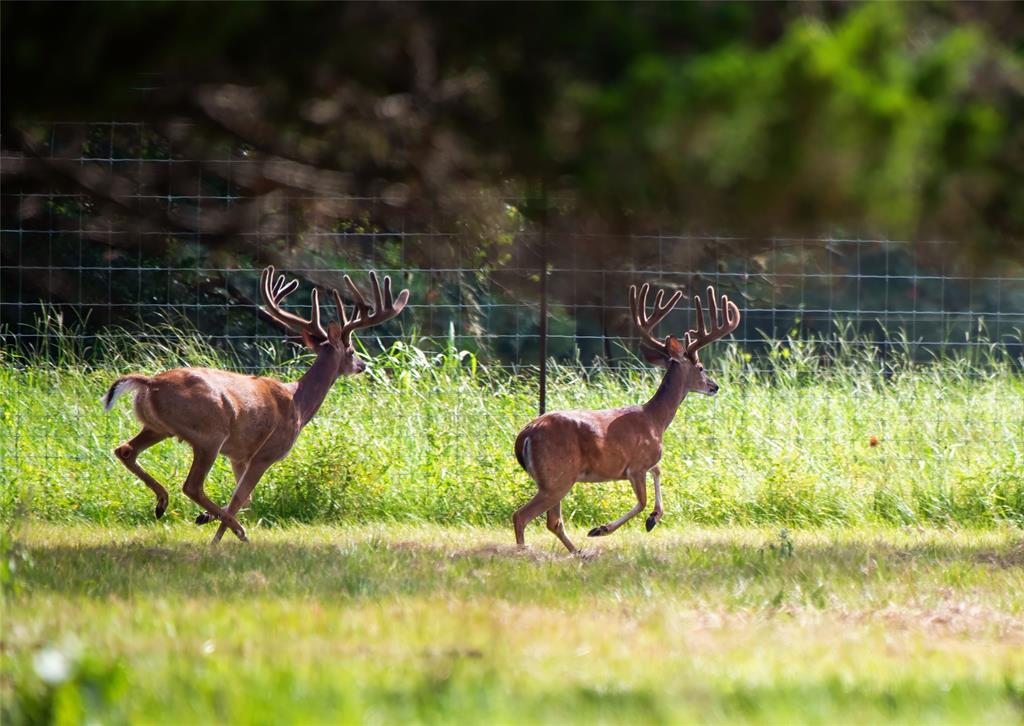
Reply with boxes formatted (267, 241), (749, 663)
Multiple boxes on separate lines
(260, 266), (410, 376)
(631, 283), (741, 396)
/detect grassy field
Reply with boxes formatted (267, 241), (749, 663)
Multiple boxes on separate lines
(2, 329), (1023, 529)
(3, 523), (1024, 724)
(2, 329), (1024, 722)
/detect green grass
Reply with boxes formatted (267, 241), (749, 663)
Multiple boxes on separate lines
(3, 325), (1024, 722)
(3, 523), (1024, 724)
(2, 325), (1023, 529)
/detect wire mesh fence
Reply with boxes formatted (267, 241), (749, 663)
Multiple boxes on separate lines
(3, 121), (1024, 526)
(5, 121), (1024, 371)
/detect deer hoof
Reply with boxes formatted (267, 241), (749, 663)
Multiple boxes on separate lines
(195, 512), (215, 525)
(587, 525), (610, 537)
(645, 513), (659, 532)
(155, 501), (167, 519)
(233, 524), (249, 542)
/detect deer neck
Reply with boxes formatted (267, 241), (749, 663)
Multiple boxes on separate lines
(292, 347), (340, 426)
(642, 360), (688, 432)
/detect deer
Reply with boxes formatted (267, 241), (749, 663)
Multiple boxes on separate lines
(512, 283), (740, 554)
(102, 265), (409, 543)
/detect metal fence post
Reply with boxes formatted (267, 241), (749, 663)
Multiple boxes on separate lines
(538, 200), (548, 416)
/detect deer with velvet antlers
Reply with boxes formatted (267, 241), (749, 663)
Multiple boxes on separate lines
(512, 283), (740, 553)
(102, 266), (409, 543)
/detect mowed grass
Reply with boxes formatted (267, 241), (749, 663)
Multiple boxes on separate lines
(3, 523), (1024, 724)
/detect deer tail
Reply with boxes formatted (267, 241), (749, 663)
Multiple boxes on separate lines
(514, 427), (533, 476)
(102, 375), (152, 412)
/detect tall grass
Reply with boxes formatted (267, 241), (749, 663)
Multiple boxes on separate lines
(2, 315), (1023, 529)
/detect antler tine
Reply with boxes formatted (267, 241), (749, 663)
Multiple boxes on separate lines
(706, 285), (720, 329)
(258, 265), (327, 342)
(629, 283), (661, 351)
(369, 271), (383, 315)
(648, 287), (683, 329)
(693, 291), (707, 337)
(309, 288), (327, 339)
(724, 292), (739, 327)
(344, 274), (370, 313)
(684, 285), (742, 357)
(630, 282), (683, 353)
(340, 271), (411, 345)
(331, 287), (350, 326)
(272, 275), (299, 305)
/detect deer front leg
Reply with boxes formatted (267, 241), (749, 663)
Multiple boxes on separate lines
(211, 457), (273, 544)
(181, 445), (247, 542)
(645, 465), (663, 532)
(196, 458), (247, 526)
(588, 470), (648, 537)
(114, 428), (170, 518)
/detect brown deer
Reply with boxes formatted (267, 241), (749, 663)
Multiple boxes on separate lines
(102, 266), (409, 543)
(512, 283), (740, 553)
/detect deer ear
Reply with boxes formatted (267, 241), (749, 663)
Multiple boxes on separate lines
(666, 335), (684, 359)
(327, 320), (344, 347)
(300, 329), (318, 350)
(641, 342), (669, 368)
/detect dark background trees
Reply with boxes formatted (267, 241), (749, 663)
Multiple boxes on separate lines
(3, 1), (1023, 361)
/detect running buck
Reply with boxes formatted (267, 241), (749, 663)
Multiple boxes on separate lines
(512, 283), (740, 553)
(103, 266), (409, 543)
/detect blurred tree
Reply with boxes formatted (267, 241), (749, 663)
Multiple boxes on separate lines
(2, 1), (1022, 354)
(4, 2), (1021, 244)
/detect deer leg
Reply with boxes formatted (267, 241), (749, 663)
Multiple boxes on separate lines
(180, 445), (247, 542)
(545, 501), (578, 554)
(588, 470), (648, 537)
(513, 490), (562, 548)
(196, 458), (247, 526)
(210, 457), (273, 544)
(114, 428), (171, 518)
(645, 465), (663, 532)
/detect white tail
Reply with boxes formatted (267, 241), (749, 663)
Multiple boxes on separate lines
(102, 376), (150, 412)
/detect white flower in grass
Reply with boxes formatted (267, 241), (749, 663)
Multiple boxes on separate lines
(33, 647), (70, 684)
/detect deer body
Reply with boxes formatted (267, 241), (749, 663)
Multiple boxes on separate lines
(516, 358), (692, 482)
(512, 285), (738, 553)
(107, 369), (305, 466)
(105, 267), (408, 543)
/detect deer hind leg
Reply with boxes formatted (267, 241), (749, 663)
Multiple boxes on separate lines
(114, 428), (171, 518)
(588, 470), (648, 537)
(645, 465), (663, 532)
(180, 444), (247, 542)
(546, 501), (578, 554)
(512, 489), (563, 549)
(211, 456), (274, 544)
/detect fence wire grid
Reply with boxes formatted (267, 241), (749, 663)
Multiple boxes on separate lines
(4, 122), (1024, 372)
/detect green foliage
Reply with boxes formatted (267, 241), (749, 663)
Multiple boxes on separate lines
(564, 2), (1022, 244)
(5, 2), (1024, 260)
